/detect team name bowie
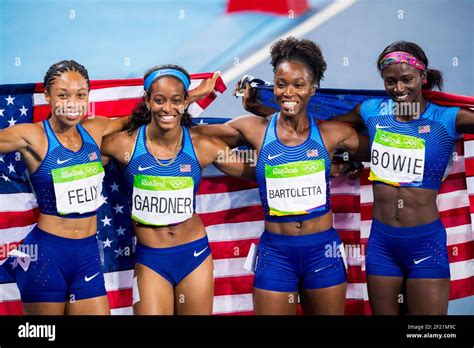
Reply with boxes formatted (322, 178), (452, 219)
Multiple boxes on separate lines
(134, 179), (192, 214)
(372, 134), (424, 175)
(18, 322), (55, 341)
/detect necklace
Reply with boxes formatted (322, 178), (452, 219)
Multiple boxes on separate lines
(148, 127), (183, 167)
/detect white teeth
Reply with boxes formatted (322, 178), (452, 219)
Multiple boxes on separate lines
(395, 94), (409, 101)
(65, 112), (80, 117)
(160, 115), (174, 120)
(283, 102), (297, 107)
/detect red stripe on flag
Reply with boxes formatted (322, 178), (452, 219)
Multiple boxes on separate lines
(448, 241), (473, 263)
(345, 299), (370, 315)
(196, 92), (217, 110)
(210, 239), (259, 260)
(198, 177), (258, 195)
(214, 275), (254, 296)
(199, 206), (264, 227)
(0, 300), (22, 315)
(0, 209), (39, 229)
(438, 176), (467, 194)
(450, 276), (474, 300)
(107, 288), (132, 309)
(331, 195), (360, 213)
(360, 204), (373, 221)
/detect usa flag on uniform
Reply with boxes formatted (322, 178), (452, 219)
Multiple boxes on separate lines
(418, 125), (431, 133)
(180, 164), (191, 172)
(307, 149), (318, 157)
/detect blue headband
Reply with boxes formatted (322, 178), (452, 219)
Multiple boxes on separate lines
(143, 69), (190, 92)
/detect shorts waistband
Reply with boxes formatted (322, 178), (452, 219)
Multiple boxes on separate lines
(30, 225), (98, 247)
(260, 227), (338, 246)
(371, 218), (445, 238)
(136, 235), (209, 254)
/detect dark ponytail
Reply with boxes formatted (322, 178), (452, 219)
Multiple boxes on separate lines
(127, 64), (192, 134)
(377, 41), (443, 91)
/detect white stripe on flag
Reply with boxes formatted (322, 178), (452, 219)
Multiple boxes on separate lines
(330, 176), (360, 195)
(333, 213), (360, 231)
(111, 307), (133, 315)
(0, 224), (35, 245)
(213, 257), (252, 278)
(196, 188), (261, 213)
(0, 282), (20, 301)
(464, 140), (474, 158)
(450, 259), (473, 281)
(104, 269), (133, 291)
(0, 193), (37, 212)
(446, 224), (473, 245)
(213, 293), (253, 314)
(436, 190), (469, 212)
(202, 165), (226, 178)
(207, 221), (264, 243)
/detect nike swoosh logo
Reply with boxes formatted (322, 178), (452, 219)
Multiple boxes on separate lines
(376, 124), (389, 129)
(57, 158), (73, 165)
(84, 272), (100, 282)
(314, 265), (331, 273)
(268, 154), (283, 160)
(413, 256), (432, 265)
(194, 246), (208, 257)
(138, 165), (155, 171)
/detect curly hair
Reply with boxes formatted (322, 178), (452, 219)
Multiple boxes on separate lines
(270, 36), (327, 86)
(377, 41), (443, 91)
(43, 60), (90, 92)
(127, 64), (192, 134)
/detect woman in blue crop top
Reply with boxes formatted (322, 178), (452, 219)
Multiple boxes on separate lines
(0, 60), (218, 315)
(194, 37), (370, 315)
(244, 40), (474, 315)
(101, 64), (255, 315)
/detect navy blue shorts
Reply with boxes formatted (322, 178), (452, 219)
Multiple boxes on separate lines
(135, 235), (211, 286)
(14, 226), (106, 303)
(254, 228), (347, 292)
(366, 219), (450, 279)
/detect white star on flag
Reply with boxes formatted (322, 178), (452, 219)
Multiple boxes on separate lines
(116, 226), (126, 236)
(7, 117), (17, 127)
(7, 163), (15, 173)
(0, 155), (4, 162)
(110, 182), (120, 192)
(114, 247), (124, 258)
(103, 238), (113, 248)
(112, 204), (124, 214)
(101, 215), (112, 227)
(0, 109), (4, 116)
(19, 105), (28, 116)
(5, 95), (15, 105)
(1, 174), (11, 182)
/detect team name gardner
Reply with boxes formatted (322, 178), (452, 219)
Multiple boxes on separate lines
(380, 101), (421, 118)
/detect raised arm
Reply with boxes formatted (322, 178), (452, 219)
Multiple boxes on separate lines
(188, 72), (221, 104)
(455, 108), (474, 134)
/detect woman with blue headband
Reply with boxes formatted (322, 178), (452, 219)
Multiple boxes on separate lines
(241, 41), (474, 315)
(101, 64), (255, 315)
(0, 60), (219, 315)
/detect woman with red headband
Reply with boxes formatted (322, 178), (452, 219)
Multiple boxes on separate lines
(242, 40), (474, 314)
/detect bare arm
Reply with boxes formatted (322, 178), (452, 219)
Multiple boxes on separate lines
(0, 123), (34, 153)
(101, 130), (136, 166)
(455, 108), (474, 134)
(188, 72), (221, 104)
(192, 114), (266, 149)
(193, 134), (255, 181)
(320, 120), (370, 162)
(331, 104), (365, 128)
(82, 115), (130, 138)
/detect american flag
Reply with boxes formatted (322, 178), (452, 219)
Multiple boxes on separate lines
(0, 78), (473, 315)
(418, 125), (431, 134)
(306, 149), (318, 157)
